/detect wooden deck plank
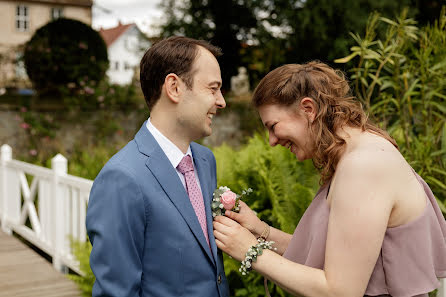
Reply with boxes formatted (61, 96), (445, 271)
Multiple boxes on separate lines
(0, 231), (82, 297)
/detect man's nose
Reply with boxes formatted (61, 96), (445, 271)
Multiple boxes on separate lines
(216, 90), (226, 109)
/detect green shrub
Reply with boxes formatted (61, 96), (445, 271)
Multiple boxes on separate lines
(68, 240), (94, 297)
(68, 144), (118, 180)
(61, 79), (146, 111)
(24, 18), (108, 95)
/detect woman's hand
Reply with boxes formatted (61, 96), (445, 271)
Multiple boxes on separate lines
(225, 200), (264, 237)
(213, 215), (258, 262)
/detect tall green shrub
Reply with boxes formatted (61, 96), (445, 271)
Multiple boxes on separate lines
(214, 133), (319, 296)
(336, 8), (446, 213)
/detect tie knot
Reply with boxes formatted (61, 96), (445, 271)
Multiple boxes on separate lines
(177, 155), (194, 174)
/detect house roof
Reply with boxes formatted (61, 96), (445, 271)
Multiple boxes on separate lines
(7, 0), (93, 7)
(99, 23), (134, 47)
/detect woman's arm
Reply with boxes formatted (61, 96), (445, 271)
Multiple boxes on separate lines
(214, 154), (395, 297)
(225, 201), (292, 254)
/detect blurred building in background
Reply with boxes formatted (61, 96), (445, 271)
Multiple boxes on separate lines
(99, 22), (150, 85)
(0, 0), (93, 88)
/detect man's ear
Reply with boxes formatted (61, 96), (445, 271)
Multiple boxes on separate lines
(299, 97), (317, 123)
(164, 73), (182, 103)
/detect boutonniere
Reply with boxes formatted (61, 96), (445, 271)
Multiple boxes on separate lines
(211, 186), (252, 218)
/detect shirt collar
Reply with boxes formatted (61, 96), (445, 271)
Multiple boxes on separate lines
(146, 117), (193, 169)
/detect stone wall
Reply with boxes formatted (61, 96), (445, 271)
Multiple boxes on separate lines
(0, 108), (247, 159)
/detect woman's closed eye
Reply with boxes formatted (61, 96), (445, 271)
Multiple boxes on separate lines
(271, 123), (277, 132)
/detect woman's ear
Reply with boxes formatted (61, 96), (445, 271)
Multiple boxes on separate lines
(300, 97), (317, 123)
(164, 73), (182, 103)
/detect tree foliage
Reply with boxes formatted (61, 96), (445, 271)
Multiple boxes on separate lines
(159, 0), (257, 88)
(24, 18), (108, 95)
(158, 0), (446, 89)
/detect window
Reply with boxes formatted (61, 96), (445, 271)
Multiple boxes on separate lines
(114, 61), (119, 70)
(16, 5), (29, 32)
(124, 62), (132, 71)
(51, 7), (63, 20)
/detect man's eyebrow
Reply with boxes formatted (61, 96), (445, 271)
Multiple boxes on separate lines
(209, 81), (222, 88)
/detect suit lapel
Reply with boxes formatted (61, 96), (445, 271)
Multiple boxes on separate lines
(135, 123), (215, 265)
(191, 144), (218, 265)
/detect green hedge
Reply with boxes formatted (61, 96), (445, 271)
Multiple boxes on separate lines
(24, 18), (108, 95)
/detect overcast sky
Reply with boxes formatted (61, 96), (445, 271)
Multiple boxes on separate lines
(92, 0), (164, 35)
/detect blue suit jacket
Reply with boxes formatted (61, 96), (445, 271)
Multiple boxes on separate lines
(86, 122), (230, 297)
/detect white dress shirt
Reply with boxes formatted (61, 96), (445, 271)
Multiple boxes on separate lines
(146, 118), (203, 193)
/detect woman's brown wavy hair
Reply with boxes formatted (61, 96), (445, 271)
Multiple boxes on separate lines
(252, 61), (398, 184)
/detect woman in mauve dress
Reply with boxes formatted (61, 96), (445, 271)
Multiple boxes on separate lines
(213, 61), (446, 297)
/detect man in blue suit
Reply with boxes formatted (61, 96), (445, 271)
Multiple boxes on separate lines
(86, 36), (229, 297)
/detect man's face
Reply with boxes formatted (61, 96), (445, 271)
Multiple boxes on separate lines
(178, 46), (226, 140)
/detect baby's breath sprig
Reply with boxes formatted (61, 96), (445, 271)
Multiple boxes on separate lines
(239, 238), (276, 276)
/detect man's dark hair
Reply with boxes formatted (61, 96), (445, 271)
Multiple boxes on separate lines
(140, 36), (222, 110)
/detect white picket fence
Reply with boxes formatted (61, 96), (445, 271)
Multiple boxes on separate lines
(0, 144), (445, 296)
(0, 144), (92, 275)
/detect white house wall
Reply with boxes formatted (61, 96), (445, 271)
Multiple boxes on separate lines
(106, 26), (147, 85)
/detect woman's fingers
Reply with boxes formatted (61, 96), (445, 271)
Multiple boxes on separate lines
(239, 200), (249, 209)
(215, 238), (225, 250)
(214, 214), (240, 227)
(214, 220), (239, 237)
(225, 209), (241, 221)
(213, 229), (227, 241)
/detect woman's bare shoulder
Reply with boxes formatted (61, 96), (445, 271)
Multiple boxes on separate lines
(330, 135), (407, 204)
(339, 149), (402, 180)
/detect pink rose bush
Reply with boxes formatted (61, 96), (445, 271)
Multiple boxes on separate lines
(211, 186), (253, 218)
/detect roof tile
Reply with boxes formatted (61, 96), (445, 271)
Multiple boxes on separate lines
(99, 23), (134, 47)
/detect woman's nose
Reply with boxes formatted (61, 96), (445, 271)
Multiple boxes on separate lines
(269, 131), (278, 147)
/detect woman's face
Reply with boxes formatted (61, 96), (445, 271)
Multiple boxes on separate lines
(258, 102), (315, 161)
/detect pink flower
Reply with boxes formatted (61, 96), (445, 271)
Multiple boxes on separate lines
(21, 122), (30, 129)
(84, 86), (94, 95)
(29, 149), (37, 156)
(220, 190), (237, 210)
(20, 107), (27, 112)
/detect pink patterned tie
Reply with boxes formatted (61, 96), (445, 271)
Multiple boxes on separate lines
(177, 155), (210, 247)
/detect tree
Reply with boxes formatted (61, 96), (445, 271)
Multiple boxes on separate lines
(24, 18), (108, 95)
(158, 0), (442, 88)
(158, 0), (258, 89)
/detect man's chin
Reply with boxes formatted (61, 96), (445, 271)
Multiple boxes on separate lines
(198, 126), (212, 139)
